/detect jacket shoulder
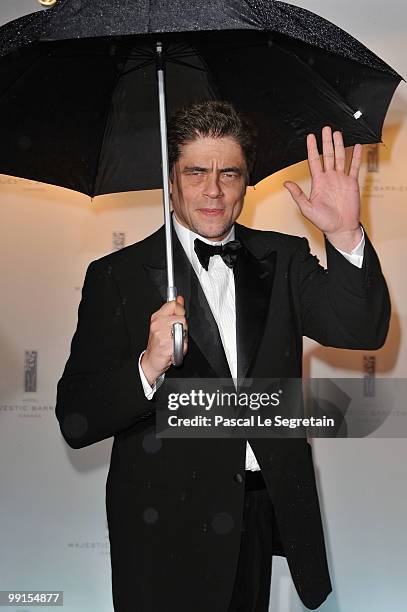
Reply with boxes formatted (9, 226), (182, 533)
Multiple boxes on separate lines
(235, 223), (308, 257)
(85, 224), (164, 272)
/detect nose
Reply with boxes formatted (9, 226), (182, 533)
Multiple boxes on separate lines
(203, 172), (223, 199)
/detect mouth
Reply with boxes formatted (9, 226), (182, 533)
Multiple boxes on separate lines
(197, 208), (224, 217)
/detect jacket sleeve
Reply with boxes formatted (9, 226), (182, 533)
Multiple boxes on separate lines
(295, 228), (391, 349)
(55, 259), (155, 449)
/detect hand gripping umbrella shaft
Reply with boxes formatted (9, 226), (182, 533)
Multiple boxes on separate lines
(156, 42), (184, 367)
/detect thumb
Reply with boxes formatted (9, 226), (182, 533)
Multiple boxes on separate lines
(284, 181), (311, 213)
(176, 295), (184, 306)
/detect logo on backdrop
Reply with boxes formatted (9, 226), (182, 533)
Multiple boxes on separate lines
(363, 355), (376, 398)
(113, 232), (125, 251)
(367, 144), (379, 173)
(24, 351), (37, 393)
(67, 529), (110, 555)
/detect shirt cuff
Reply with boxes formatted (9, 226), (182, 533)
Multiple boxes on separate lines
(333, 226), (365, 269)
(138, 350), (165, 400)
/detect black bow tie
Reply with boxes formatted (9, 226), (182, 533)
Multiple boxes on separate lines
(194, 237), (243, 271)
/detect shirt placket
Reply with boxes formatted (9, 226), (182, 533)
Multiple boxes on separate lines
(207, 256), (237, 381)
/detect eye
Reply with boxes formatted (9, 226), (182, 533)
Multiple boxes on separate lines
(221, 172), (239, 181)
(186, 170), (204, 177)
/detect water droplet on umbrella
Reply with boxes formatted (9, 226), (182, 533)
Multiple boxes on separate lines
(143, 507), (159, 524)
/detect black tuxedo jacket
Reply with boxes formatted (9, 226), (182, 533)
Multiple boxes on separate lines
(56, 222), (390, 612)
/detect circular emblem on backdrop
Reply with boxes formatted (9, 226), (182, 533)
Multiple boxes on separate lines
(38, 0), (57, 7)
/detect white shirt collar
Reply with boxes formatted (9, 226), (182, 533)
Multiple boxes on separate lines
(172, 212), (235, 275)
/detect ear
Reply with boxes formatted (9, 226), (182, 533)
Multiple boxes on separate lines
(242, 179), (248, 197)
(169, 168), (174, 196)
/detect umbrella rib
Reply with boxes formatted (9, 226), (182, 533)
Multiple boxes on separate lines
(120, 58), (155, 77)
(271, 40), (383, 140)
(167, 42), (190, 53)
(165, 58), (206, 72)
(0, 51), (44, 106)
(48, 51), (153, 61)
(166, 44), (195, 57)
(126, 49), (155, 60)
(91, 54), (155, 194)
(90, 71), (124, 197)
(166, 51), (199, 59)
(163, 42), (200, 57)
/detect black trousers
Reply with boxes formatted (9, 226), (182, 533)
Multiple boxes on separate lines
(227, 471), (274, 612)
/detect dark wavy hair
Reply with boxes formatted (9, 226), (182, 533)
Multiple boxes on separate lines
(167, 100), (257, 184)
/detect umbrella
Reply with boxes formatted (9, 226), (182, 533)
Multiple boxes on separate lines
(0, 0), (403, 364)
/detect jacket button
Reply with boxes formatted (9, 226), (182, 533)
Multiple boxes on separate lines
(234, 472), (243, 483)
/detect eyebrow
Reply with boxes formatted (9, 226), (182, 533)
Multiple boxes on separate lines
(183, 165), (243, 174)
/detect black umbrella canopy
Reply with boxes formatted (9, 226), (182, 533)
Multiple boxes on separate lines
(0, 0), (402, 196)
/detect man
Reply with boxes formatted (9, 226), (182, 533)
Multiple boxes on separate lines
(55, 101), (390, 612)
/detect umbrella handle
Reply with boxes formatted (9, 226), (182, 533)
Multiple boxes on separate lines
(171, 321), (184, 367)
(167, 286), (184, 367)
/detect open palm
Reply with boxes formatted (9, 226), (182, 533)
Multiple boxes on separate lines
(284, 126), (362, 247)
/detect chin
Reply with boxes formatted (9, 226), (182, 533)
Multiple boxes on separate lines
(196, 222), (231, 240)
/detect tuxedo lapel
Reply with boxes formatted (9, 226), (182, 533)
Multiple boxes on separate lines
(234, 224), (277, 381)
(143, 225), (232, 379)
(142, 221), (277, 382)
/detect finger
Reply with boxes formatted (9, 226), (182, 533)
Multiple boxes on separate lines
(306, 133), (323, 179)
(157, 298), (186, 317)
(183, 337), (189, 356)
(173, 295), (185, 315)
(322, 126), (335, 171)
(349, 143), (363, 180)
(155, 300), (180, 316)
(333, 130), (345, 173)
(174, 305), (186, 318)
(284, 181), (312, 214)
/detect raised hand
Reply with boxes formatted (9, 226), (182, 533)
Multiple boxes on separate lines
(284, 126), (363, 252)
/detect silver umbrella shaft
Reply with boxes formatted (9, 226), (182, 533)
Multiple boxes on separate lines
(156, 41), (184, 367)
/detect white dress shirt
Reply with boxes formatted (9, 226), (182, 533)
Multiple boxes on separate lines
(139, 215), (365, 470)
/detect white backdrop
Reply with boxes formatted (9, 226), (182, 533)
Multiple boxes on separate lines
(0, 2), (406, 611)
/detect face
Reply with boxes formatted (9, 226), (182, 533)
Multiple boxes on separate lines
(170, 136), (247, 241)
